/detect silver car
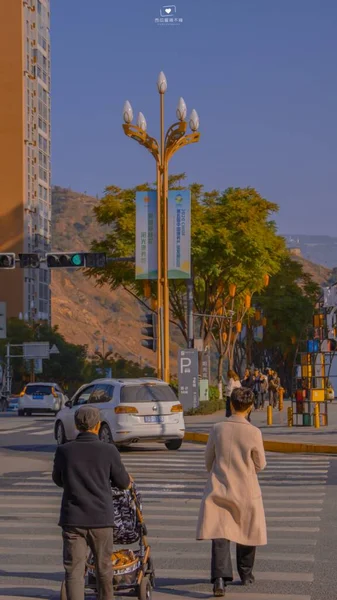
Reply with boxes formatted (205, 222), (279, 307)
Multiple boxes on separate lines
(18, 382), (67, 416)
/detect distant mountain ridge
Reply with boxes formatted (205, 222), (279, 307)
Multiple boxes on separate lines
(284, 234), (337, 268)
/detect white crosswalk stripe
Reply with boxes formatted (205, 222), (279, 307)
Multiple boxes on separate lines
(0, 444), (328, 599)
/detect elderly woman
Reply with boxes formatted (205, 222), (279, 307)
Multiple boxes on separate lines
(196, 388), (267, 597)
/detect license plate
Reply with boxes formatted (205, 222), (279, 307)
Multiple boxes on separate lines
(33, 394), (44, 400)
(144, 416), (164, 424)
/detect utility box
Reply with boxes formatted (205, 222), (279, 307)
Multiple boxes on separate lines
(309, 389), (325, 402)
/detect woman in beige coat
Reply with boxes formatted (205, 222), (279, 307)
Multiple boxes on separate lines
(196, 387), (267, 597)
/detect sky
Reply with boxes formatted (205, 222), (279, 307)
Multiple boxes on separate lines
(51, 0), (337, 235)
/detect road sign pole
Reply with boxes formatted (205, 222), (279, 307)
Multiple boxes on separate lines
(5, 343), (11, 396)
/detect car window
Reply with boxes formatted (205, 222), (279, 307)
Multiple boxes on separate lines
(25, 385), (52, 395)
(90, 384), (114, 404)
(73, 385), (96, 406)
(120, 384), (177, 403)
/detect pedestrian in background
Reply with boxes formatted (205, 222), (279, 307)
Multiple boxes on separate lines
(196, 388), (267, 597)
(252, 369), (261, 410)
(241, 368), (254, 390)
(259, 372), (268, 409)
(269, 371), (280, 408)
(52, 406), (131, 600)
(225, 370), (241, 418)
(241, 369), (254, 422)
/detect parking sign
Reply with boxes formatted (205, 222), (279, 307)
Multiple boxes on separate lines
(178, 349), (199, 411)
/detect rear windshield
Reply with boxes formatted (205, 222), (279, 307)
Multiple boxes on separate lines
(26, 385), (53, 395)
(121, 384), (177, 403)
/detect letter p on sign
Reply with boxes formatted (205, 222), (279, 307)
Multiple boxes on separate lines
(181, 357), (191, 371)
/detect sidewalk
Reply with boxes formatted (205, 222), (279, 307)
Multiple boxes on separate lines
(184, 400), (337, 452)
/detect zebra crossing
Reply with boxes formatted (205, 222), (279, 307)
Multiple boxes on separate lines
(0, 419), (55, 437)
(0, 443), (330, 599)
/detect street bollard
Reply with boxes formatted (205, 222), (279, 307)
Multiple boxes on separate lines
(267, 405), (273, 426)
(314, 403), (320, 428)
(278, 388), (284, 411)
(287, 406), (293, 427)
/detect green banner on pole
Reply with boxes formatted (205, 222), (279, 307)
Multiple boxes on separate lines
(135, 191), (158, 279)
(168, 190), (191, 279)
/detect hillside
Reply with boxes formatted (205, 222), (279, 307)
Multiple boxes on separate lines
(285, 234), (337, 268)
(51, 187), (159, 367)
(291, 254), (331, 285)
(51, 187), (331, 365)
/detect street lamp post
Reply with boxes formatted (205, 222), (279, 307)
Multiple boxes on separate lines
(122, 72), (200, 382)
(94, 337), (113, 376)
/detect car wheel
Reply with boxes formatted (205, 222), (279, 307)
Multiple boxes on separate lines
(99, 423), (113, 444)
(165, 439), (183, 451)
(55, 421), (67, 445)
(18, 410), (24, 417)
(26, 410), (32, 417)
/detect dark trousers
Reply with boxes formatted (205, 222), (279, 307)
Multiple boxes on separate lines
(269, 390), (278, 408)
(211, 539), (256, 583)
(260, 392), (266, 409)
(63, 526), (114, 600)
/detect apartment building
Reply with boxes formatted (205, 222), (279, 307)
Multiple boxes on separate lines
(0, 0), (51, 321)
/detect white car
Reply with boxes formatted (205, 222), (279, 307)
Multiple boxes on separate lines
(54, 377), (185, 451)
(18, 382), (67, 416)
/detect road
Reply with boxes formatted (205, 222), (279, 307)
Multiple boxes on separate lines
(0, 414), (336, 600)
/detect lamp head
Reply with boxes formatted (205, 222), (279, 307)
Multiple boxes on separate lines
(176, 97), (187, 121)
(123, 100), (133, 124)
(157, 71), (167, 94)
(189, 109), (200, 132)
(137, 111), (147, 132)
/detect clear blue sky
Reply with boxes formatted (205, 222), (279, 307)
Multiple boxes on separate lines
(51, 0), (337, 235)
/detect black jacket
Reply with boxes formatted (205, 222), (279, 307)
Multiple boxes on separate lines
(52, 432), (130, 528)
(241, 375), (254, 389)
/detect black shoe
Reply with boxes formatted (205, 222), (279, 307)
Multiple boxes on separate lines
(213, 578), (226, 596)
(241, 574), (255, 586)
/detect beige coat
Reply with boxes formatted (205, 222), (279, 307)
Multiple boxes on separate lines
(196, 416), (267, 546)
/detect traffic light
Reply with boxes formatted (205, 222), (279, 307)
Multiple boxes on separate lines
(0, 253), (15, 269)
(141, 313), (157, 351)
(85, 252), (107, 268)
(46, 253), (86, 268)
(46, 252), (106, 268)
(19, 253), (40, 268)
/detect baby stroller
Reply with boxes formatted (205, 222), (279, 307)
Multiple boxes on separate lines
(60, 483), (155, 599)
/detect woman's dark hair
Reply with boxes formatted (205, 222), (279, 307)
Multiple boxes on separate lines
(230, 387), (254, 412)
(227, 369), (239, 381)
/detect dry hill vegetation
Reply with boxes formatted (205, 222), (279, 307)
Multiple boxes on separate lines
(51, 187), (330, 364)
(51, 187), (157, 367)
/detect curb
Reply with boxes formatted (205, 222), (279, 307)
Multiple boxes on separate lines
(184, 431), (337, 454)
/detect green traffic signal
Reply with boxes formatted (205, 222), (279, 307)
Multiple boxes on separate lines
(71, 254), (83, 267)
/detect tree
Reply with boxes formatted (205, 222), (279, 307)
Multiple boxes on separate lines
(87, 176), (286, 396)
(0, 319), (92, 395)
(250, 256), (320, 391)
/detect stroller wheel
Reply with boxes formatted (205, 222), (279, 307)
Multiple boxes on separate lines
(146, 556), (155, 588)
(60, 580), (67, 600)
(138, 575), (152, 600)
